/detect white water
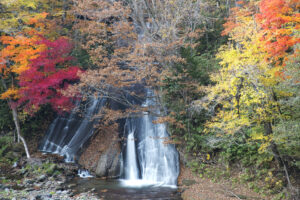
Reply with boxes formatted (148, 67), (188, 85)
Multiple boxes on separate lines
(125, 131), (139, 180)
(78, 169), (93, 178)
(122, 90), (179, 187)
(40, 97), (105, 162)
(41, 90), (179, 187)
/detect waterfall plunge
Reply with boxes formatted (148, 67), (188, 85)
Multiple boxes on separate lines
(125, 131), (139, 180)
(122, 91), (179, 187)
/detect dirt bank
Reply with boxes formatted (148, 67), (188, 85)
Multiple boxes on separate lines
(178, 165), (267, 200)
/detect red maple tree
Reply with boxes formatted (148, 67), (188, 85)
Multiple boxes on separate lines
(18, 37), (81, 113)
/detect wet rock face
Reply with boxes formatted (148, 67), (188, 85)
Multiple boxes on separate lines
(78, 129), (121, 178)
(95, 142), (121, 177)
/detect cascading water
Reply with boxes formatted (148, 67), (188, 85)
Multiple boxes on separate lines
(125, 131), (139, 180)
(39, 97), (106, 162)
(41, 90), (179, 187)
(78, 169), (93, 178)
(122, 90), (180, 187)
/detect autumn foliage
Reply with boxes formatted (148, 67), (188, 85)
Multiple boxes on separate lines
(0, 14), (48, 100)
(0, 15), (80, 113)
(18, 37), (80, 113)
(201, 0), (299, 192)
(0, 1), (82, 158)
(257, 0), (300, 62)
(0, 0), (299, 194)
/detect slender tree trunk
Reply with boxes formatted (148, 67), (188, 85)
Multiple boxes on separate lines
(13, 128), (20, 143)
(264, 122), (291, 189)
(11, 107), (31, 158)
(1, 76), (30, 158)
(14, 129), (16, 142)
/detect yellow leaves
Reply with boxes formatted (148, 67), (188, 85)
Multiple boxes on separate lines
(0, 88), (19, 100)
(250, 131), (269, 141)
(206, 154), (210, 160)
(0, 0), (63, 35)
(169, 0), (175, 5)
(1, 0), (44, 10)
(1, 0), (38, 9)
(258, 142), (271, 154)
(0, 1), (38, 33)
(25, 1), (38, 9)
(248, 127), (273, 154)
(276, 90), (293, 98)
(204, 2), (288, 138)
(206, 107), (251, 135)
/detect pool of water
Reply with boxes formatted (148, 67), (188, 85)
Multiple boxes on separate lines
(68, 178), (182, 200)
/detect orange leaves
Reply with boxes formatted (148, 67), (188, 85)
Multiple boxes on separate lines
(0, 34), (46, 76)
(222, 21), (239, 36)
(25, 12), (49, 37)
(236, 1), (245, 5)
(0, 14), (50, 78)
(0, 15), (49, 104)
(26, 12), (48, 25)
(0, 88), (19, 100)
(258, 0), (293, 29)
(222, 3), (256, 37)
(222, 0), (299, 81)
(257, 0), (300, 63)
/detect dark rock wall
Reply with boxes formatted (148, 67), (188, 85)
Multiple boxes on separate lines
(78, 128), (121, 178)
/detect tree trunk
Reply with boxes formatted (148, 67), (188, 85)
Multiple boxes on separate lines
(11, 106), (31, 158)
(264, 122), (291, 189)
(1, 76), (30, 158)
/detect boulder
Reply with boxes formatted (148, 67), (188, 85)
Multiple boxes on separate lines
(108, 152), (121, 178)
(95, 153), (108, 177)
(78, 129), (121, 178)
(95, 143), (121, 177)
(37, 175), (46, 182)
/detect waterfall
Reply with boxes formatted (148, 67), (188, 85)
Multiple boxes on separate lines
(40, 89), (180, 186)
(39, 97), (106, 162)
(122, 90), (179, 187)
(125, 131), (139, 180)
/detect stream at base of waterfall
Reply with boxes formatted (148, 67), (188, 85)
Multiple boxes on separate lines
(68, 178), (182, 200)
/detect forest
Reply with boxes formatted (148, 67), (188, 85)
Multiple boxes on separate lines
(0, 0), (299, 199)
